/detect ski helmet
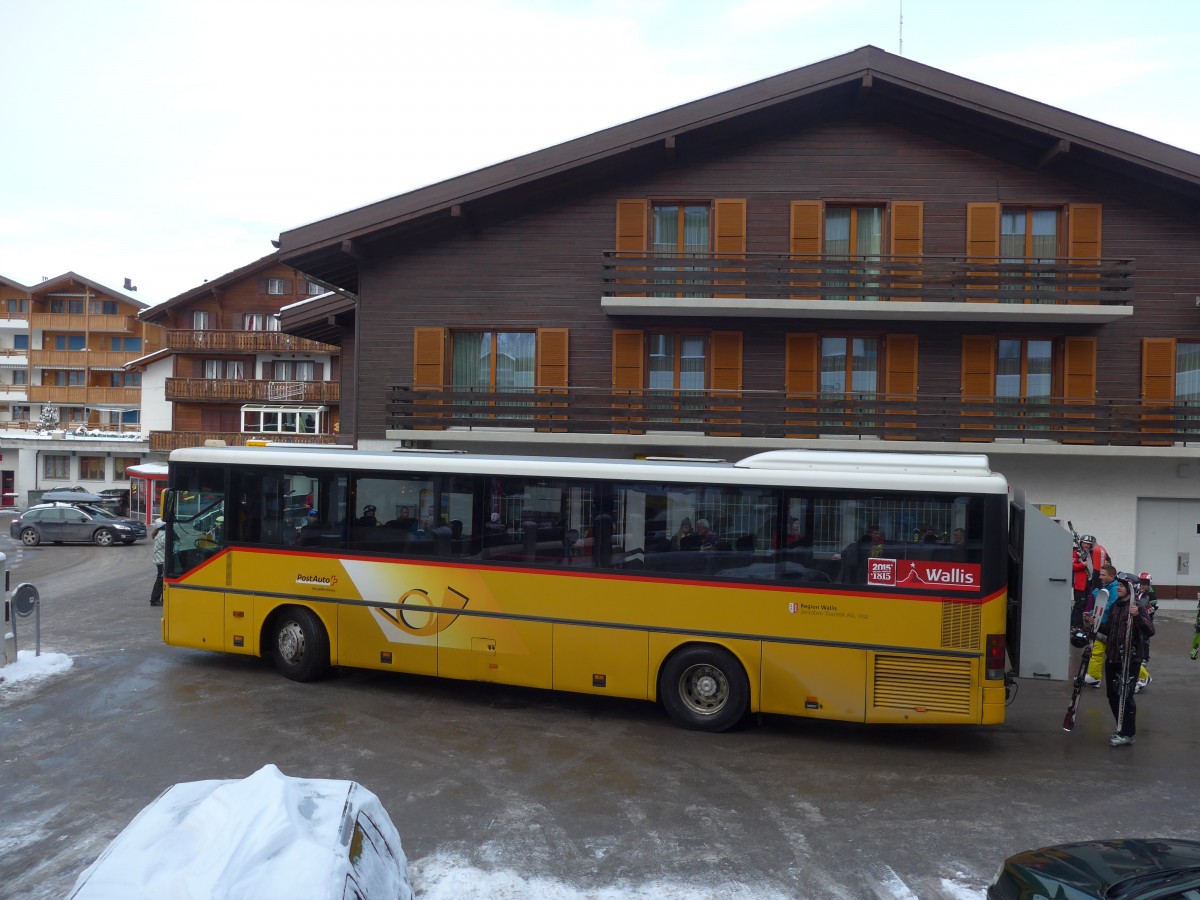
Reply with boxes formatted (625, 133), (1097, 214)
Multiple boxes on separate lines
(1138, 571), (1152, 583)
(1070, 629), (1089, 649)
(1080, 534), (1097, 545)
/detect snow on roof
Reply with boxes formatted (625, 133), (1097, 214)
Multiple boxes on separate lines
(68, 764), (411, 900)
(127, 462), (168, 476)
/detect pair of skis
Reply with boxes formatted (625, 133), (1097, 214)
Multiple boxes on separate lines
(1063, 610), (1100, 732)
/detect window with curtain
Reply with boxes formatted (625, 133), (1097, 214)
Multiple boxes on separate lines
(651, 202), (710, 297)
(996, 338), (1053, 429)
(648, 332), (707, 422)
(821, 336), (879, 427)
(193, 311), (212, 330)
(1001, 208), (1059, 303)
(825, 206), (883, 301)
(451, 331), (535, 418)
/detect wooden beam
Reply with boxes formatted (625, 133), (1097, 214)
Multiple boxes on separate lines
(340, 239), (366, 261)
(450, 204), (474, 228)
(855, 73), (873, 107)
(664, 135), (676, 162)
(1037, 138), (1070, 169)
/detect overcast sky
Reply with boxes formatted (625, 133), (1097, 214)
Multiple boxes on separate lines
(2, 0), (1197, 304)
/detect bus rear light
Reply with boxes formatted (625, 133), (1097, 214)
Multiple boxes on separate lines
(985, 634), (1006, 680)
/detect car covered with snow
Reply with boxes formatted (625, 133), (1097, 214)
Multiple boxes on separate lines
(67, 764), (412, 900)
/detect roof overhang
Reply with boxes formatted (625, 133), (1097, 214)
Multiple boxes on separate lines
(278, 45), (1200, 293)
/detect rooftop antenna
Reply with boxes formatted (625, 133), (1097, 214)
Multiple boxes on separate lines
(899, 0), (904, 56)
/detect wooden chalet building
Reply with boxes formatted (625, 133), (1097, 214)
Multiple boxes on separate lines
(276, 46), (1200, 596)
(134, 253), (342, 451)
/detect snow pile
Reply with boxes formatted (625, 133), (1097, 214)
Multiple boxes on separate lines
(68, 765), (412, 900)
(0, 649), (72, 687)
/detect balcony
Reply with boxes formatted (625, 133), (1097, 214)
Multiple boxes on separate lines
(600, 253), (1135, 323)
(149, 431), (340, 452)
(389, 386), (1198, 448)
(30, 312), (134, 332)
(165, 330), (337, 353)
(28, 349), (145, 369)
(27, 386), (141, 404)
(164, 378), (340, 403)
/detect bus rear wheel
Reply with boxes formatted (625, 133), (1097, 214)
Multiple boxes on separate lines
(659, 645), (749, 732)
(269, 607), (330, 682)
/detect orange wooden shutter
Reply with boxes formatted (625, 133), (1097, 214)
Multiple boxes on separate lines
(535, 327), (569, 431)
(884, 334), (918, 439)
(710, 330), (743, 434)
(966, 203), (1000, 303)
(1141, 337), (1176, 445)
(961, 335), (995, 438)
(785, 333), (819, 437)
(1062, 336), (1097, 443)
(614, 200), (648, 297)
(536, 328), (568, 388)
(412, 326), (446, 429)
(615, 200), (648, 253)
(789, 201), (823, 299)
(1067, 203), (1102, 301)
(712, 199), (747, 298)
(413, 327), (445, 387)
(612, 329), (644, 433)
(889, 202), (923, 301)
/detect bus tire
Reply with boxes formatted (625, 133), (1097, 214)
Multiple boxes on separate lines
(268, 607), (330, 682)
(658, 644), (749, 732)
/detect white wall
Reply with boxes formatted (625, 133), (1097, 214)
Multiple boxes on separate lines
(140, 357), (171, 433)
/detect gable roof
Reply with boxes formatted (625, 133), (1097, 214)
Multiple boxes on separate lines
(29, 272), (150, 308)
(279, 44), (1200, 293)
(0, 274), (30, 293)
(139, 251), (282, 324)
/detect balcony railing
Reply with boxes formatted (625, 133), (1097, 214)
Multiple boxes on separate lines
(27, 386), (141, 404)
(390, 386), (1197, 447)
(166, 330), (337, 353)
(28, 349), (145, 369)
(149, 431), (340, 452)
(600, 252), (1135, 304)
(30, 312), (134, 332)
(164, 378), (340, 403)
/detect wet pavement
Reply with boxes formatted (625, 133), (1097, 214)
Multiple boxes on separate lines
(2, 529), (1199, 899)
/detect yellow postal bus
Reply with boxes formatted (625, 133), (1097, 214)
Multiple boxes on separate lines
(162, 446), (1015, 731)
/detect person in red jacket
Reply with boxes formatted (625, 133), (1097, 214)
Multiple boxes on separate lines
(1078, 534), (1110, 591)
(1071, 545), (1091, 631)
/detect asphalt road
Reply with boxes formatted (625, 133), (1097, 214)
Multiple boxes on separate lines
(2, 526), (1199, 899)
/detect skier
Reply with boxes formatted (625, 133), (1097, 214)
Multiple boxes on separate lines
(1085, 565), (1152, 688)
(1099, 575), (1155, 746)
(1135, 572), (1157, 692)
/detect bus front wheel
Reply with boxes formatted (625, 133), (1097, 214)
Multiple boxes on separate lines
(269, 607), (330, 682)
(659, 645), (749, 732)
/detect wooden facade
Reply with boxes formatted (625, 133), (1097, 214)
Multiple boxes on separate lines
(138, 253), (343, 450)
(276, 47), (1200, 453)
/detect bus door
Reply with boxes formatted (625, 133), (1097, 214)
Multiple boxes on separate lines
(164, 487), (228, 652)
(1008, 487), (1071, 680)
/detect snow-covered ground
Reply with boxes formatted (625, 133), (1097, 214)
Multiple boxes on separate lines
(3, 652), (989, 899)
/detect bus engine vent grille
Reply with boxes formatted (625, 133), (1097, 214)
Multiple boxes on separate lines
(940, 601), (980, 650)
(873, 655), (973, 715)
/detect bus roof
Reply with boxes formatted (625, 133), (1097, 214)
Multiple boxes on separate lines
(168, 446), (1009, 495)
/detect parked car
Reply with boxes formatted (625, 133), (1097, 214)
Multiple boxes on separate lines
(68, 764), (412, 899)
(98, 487), (131, 516)
(988, 838), (1200, 899)
(9, 503), (147, 547)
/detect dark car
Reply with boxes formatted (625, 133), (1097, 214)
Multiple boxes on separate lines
(9, 503), (147, 547)
(988, 839), (1200, 899)
(98, 488), (131, 516)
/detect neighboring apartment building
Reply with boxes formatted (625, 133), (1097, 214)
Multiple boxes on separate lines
(0, 272), (160, 504)
(276, 46), (1200, 596)
(134, 252), (342, 452)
